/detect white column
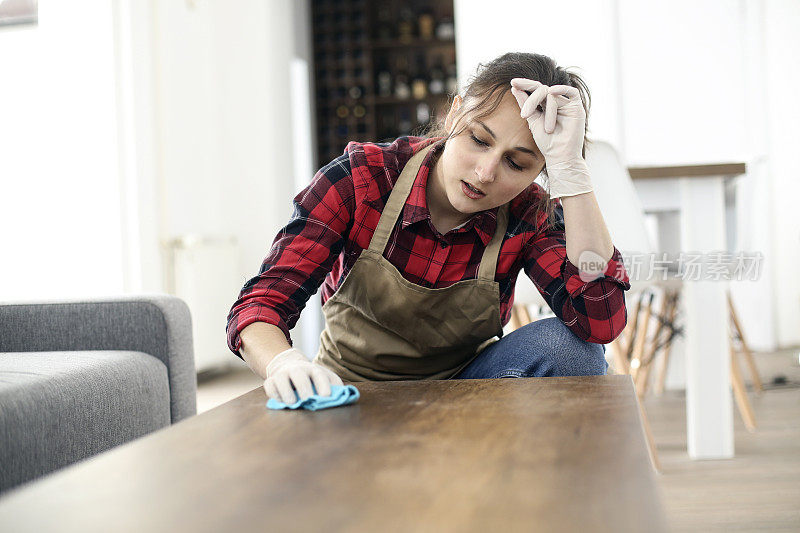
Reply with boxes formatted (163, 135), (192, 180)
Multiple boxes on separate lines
(680, 176), (734, 459)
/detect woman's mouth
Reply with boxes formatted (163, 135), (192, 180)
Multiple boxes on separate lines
(461, 180), (485, 199)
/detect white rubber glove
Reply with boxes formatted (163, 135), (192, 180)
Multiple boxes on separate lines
(264, 348), (344, 405)
(509, 78), (593, 199)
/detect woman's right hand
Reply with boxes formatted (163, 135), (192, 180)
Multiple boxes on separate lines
(264, 348), (344, 404)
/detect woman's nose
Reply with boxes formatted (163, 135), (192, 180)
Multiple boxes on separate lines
(475, 155), (498, 183)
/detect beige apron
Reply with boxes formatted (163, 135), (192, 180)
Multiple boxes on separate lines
(312, 144), (509, 381)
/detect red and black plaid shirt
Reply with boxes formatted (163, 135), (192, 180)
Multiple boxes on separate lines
(227, 136), (630, 358)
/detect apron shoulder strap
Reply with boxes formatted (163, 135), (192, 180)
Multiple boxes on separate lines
(368, 144), (435, 255)
(477, 202), (509, 282)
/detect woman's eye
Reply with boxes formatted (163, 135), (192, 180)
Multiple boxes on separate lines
(507, 158), (523, 171)
(470, 134), (488, 146)
(470, 133), (525, 171)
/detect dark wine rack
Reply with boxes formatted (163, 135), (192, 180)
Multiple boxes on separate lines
(311, 0), (457, 170)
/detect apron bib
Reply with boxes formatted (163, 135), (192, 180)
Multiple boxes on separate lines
(313, 144), (508, 381)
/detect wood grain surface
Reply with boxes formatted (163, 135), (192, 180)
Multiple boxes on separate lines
(0, 375), (668, 533)
(627, 162), (746, 180)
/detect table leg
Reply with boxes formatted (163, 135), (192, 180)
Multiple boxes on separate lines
(680, 176), (734, 459)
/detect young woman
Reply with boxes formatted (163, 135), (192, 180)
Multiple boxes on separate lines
(227, 52), (631, 405)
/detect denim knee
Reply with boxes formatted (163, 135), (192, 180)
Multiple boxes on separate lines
(513, 318), (608, 377)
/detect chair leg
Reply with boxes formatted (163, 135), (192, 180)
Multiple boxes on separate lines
(610, 336), (630, 375)
(623, 293), (645, 362)
(654, 350), (669, 395)
(730, 339), (757, 432)
(638, 290), (671, 396)
(638, 352), (655, 397)
(517, 304), (532, 326)
(727, 290), (764, 396)
(642, 290), (669, 366)
(654, 290), (679, 395)
(509, 305), (523, 332)
(616, 324), (630, 357)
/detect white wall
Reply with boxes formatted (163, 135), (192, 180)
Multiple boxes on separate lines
(115, 0), (321, 357)
(116, 0), (299, 290)
(762, 0), (800, 350)
(0, 1), (124, 301)
(617, 0), (748, 165)
(147, 0), (297, 276)
(455, 0), (800, 351)
(113, 0), (162, 293)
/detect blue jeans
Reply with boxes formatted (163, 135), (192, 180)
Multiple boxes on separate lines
(452, 317), (608, 379)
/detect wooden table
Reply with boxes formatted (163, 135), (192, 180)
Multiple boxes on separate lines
(0, 375), (668, 532)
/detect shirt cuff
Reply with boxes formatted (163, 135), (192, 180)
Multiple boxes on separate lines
(563, 246), (631, 297)
(227, 306), (293, 359)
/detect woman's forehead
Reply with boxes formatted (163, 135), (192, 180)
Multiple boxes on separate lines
(466, 112), (538, 151)
(466, 93), (526, 124)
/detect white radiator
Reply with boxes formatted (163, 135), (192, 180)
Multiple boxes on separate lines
(166, 235), (241, 373)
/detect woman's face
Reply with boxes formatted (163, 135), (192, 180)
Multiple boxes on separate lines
(431, 89), (546, 219)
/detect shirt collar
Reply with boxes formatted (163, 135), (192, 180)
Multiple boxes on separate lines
(400, 138), (498, 246)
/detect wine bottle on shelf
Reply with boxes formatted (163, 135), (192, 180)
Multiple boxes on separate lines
(435, 16), (455, 40)
(376, 5), (392, 40)
(398, 107), (413, 136)
(416, 102), (431, 127)
(411, 53), (428, 100)
(348, 85), (363, 99)
(418, 10), (435, 40)
(394, 56), (411, 100)
(428, 56), (445, 96)
(397, 7), (415, 43)
(376, 58), (392, 97)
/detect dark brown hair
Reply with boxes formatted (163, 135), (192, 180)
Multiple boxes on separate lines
(418, 52), (593, 230)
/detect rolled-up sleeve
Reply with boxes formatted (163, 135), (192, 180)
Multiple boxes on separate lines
(226, 155), (355, 358)
(523, 203), (631, 344)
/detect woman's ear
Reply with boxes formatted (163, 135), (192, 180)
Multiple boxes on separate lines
(444, 94), (462, 134)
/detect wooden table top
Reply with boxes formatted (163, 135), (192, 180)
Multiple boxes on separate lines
(628, 162), (746, 179)
(0, 375), (668, 533)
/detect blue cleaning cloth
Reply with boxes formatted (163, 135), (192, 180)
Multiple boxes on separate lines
(266, 384), (360, 411)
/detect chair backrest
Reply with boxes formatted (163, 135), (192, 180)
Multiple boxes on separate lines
(584, 140), (655, 256)
(514, 140), (654, 305)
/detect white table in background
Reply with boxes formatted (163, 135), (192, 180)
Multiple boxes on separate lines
(629, 162), (746, 460)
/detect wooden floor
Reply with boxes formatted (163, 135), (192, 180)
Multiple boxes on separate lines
(642, 347), (800, 532)
(198, 348), (800, 532)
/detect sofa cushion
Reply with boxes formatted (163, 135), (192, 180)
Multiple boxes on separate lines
(0, 350), (170, 492)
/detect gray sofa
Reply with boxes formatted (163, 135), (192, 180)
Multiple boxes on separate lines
(0, 295), (197, 494)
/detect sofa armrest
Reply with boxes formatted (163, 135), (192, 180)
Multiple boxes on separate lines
(0, 294), (196, 423)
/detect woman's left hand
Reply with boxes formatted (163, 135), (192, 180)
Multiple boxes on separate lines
(509, 78), (593, 198)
